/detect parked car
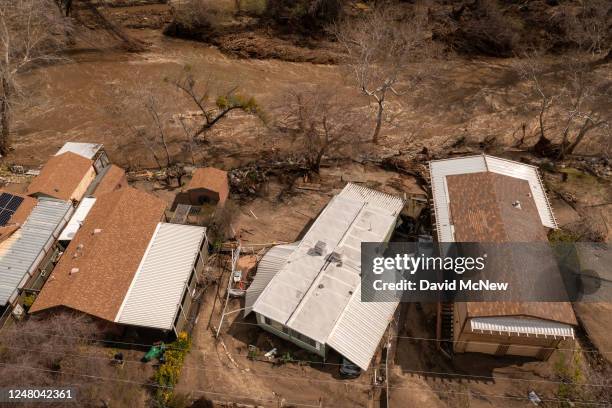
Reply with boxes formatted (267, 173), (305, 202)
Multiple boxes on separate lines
(339, 358), (361, 379)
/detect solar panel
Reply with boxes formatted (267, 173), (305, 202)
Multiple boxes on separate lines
(0, 193), (25, 225)
(0, 193), (11, 208)
(0, 210), (13, 226)
(6, 196), (23, 211)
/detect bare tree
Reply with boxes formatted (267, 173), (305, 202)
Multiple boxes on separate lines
(514, 51), (557, 156)
(104, 83), (172, 171)
(0, 0), (69, 156)
(0, 313), (144, 407)
(170, 69), (265, 141)
(556, 58), (610, 159)
(558, 0), (612, 63)
(275, 86), (365, 173)
(514, 52), (610, 159)
(333, 2), (434, 143)
(106, 69), (264, 183)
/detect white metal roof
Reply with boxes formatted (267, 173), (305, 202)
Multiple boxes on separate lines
(55, 142), (103, 159)
(251, 183), (405, 370)
(244, 242), (299, 317)
(327, 285), (398, 370)
(470, 316), (574, 339)
(0, 199), (73, 305)
(58, 197), (96, 241)
(115, 223), (206, 331)
(428, 155), (557, 242)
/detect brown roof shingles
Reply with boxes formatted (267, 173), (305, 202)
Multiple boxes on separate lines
(187, 167), (229, 204)
(92, 164), (127, 197)
(29, 187), (166, 322)
(27, 152), (93, 201)
(446, 172), (577, 326)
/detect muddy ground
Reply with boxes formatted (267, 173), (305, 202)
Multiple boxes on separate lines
(1, 2), (610, 407)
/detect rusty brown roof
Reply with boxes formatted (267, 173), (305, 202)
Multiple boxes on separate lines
(187, 167), (229, 202)
(92, 165), (127, 197)
(29, 187), (166, 322)
(27, 152), (93, 201)
(446, 172), (577, 326)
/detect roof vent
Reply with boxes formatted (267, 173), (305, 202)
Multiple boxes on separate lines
(512, 200), (522, 210)
(318, 283), (324, 289)
(313, 241), (327, 256)
(329, 251), (343, 266)
(73, 244), (84, 259)
(93, 228), (102, 235)
(70, 268), (79, 275)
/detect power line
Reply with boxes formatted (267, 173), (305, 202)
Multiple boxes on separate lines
(218, 321), (612, 355)
(396, 367), (611, 388)
(5, 320), (610, 356)
(0, 362), (322, 408)
(0, 344), (371, 389)
(384, 382), (610, 407)
(2, 329), (610, 388)
(0, 361), (608, 408)
(2, 343), (610, 392)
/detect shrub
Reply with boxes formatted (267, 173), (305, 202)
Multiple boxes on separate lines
(22, 294), (36, 310)
(265, 0), (343, 32)
(451, 0), (523, 57)
(153, 332), (192, 404)
(165, 0), (229, 40)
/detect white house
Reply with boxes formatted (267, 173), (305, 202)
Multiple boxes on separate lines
(245, 183), (405, 370)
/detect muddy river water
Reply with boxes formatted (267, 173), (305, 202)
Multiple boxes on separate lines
(16, 29), (345, 166)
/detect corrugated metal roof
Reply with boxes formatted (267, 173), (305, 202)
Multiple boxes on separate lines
(429, 155), (557, 242)
(115, 223), (206, 331)
(470, 317), (574, 339)
(252, 183), (404, 370)
(0, 199), (73, 305)
(327, 285), (397, 370)
(55, 142), (103, 160)
(58, 197), (96, 241)
(244, 242), (299, 317)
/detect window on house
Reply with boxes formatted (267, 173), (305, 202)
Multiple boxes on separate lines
(289, 329), (317, 348)
(263, 317), (288, 334)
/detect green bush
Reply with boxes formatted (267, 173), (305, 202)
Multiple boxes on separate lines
(153, 332), (192, 405)
(22, 294), (36, 310)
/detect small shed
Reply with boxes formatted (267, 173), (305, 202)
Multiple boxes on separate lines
(186, 167), (229, 206)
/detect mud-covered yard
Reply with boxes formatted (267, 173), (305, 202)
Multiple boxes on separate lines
(0, 1), (610, 407)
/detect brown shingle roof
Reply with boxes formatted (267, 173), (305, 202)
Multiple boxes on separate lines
(91, 165), (127, 197)
(27, 152), (93, 201)
(187, 167), (229, 203)
(29, 187), (166, 322)
(446, 172), (577, 326)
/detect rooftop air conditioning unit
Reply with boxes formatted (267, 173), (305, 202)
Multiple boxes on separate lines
(328, 251), (343, 266)
(12, 304), (25, 320)
(313, 241), (327, 256)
